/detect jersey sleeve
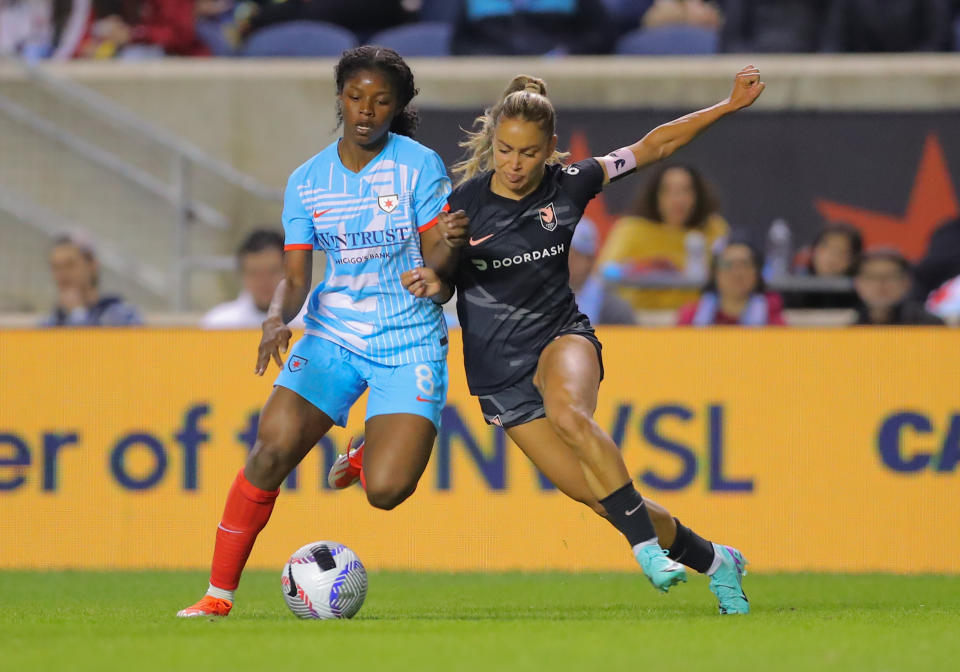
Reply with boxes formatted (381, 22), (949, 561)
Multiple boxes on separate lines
(558, 158), (605, 211)
(413, 151), (453, 233)
(281, 172), (315, 250)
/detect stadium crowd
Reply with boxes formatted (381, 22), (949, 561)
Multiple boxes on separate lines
(41, 169), (960, 328)
(3, 0), (960, 59)
(4, 2), (959, 327)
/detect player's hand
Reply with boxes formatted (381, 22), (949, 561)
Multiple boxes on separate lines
(401, 266), (445, 299)
(438, 209), (469, 249)
(255, 315), (292, 375)
(726, 65), (765, 111)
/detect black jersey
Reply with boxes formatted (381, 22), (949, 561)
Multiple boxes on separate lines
(449, 159), (605, 395)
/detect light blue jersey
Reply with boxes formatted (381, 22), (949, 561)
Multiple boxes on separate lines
(283, 133), (451, 366)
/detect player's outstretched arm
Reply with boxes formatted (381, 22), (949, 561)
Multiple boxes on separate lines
(401, 266), (454, 305)
(598, 65), (765, 184)
(255, 249), (312, 375)
(420, 209), (469, 278)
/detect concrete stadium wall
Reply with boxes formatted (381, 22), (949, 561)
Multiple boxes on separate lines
(5, 55), (960, 190)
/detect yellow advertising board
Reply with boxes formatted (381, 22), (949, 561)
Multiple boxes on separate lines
(1, 328), (958, 573)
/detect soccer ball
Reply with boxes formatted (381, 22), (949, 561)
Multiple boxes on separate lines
(281, 541), (368, 619)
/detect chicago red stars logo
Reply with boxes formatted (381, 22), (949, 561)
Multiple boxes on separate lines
(378, 194), (399, 213)
(539, 203), (557, 231)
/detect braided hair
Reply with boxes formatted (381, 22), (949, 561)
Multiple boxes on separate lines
(334, 46), (420, 138)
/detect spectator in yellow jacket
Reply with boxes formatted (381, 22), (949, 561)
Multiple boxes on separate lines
(597, 163), (728, 310)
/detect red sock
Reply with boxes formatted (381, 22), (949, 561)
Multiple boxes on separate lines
(209, 469), (279, 591)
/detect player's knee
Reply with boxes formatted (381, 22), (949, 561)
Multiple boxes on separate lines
(546, 406), (594, 450)
(365, 480), (415, 511)
(245, 439), (293, 488)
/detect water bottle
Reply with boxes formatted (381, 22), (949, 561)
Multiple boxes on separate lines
(764, 218), (792, 281)
(684, 231), (707, 282)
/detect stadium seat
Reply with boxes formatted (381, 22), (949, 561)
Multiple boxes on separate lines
(195, 20), (235, 57)
(615, 25), (718, 56)
(601, 0), (654, 29)
(419, 0), (460, 23)
(240, 21), (358, 58)
(368, 23), (453, 57)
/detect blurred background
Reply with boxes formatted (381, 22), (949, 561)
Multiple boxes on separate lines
(1, 1), (959, 574)
(2, 0), (960, 327)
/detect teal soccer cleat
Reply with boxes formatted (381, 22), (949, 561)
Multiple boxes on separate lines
(709, 544), (750, 614)
(635, 544), (688, 593)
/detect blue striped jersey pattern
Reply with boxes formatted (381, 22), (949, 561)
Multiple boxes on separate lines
(282, 133), (451, 365)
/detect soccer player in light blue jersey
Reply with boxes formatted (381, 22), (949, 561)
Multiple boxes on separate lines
(178, 46), (466, 618)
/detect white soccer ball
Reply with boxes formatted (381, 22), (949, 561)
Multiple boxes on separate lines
(281, 541), (367, 619)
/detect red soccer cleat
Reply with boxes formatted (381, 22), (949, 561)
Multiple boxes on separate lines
(176, 595), (233, 618)
(327, 439), (364, 489)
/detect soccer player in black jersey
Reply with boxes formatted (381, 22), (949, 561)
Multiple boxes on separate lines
(401, 66), (765, 613)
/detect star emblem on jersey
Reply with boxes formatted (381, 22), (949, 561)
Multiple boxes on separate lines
(539, 203), (557, 232)
(288, 355), (307, 373)
(378, 194), (399, 213)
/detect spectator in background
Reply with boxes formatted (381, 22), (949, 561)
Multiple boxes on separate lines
(853, 248), (943, 325)
(202, 229), (305, 329)
(597, 163), (728, 310)
(569, 218), (636, 325)
(642, 0), (722, 30)
(0, 0), (53, 57)
(42, 231), (143, 327)
(720, 0), (830, 53)
(677, 239), (786, 326)
(821, 0), (953, 53)
(240, 0), (415, 42)
(784, 222), (862, 310)
(452, 0), (613, 56)
(925, 275), (960, 325)
(911, 217), (960, 304)
(78, 0), (209, 58)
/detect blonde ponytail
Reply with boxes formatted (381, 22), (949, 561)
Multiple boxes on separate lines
(452, 74), (570, 186)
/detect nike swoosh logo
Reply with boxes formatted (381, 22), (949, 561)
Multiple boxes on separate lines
(416, 395), (438, 403)
(469, 234), (494, 246)
(218, 523), (243, 534)
(625, 503), (644, 516)
(313, 209), (331, 218)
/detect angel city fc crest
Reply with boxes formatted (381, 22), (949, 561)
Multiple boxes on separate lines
(378, 194), (399, 213)
(539, 203), (557, 231)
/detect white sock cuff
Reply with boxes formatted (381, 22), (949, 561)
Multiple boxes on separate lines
(206, 583), (235, 602)
(632, 538), (660, 554)
(706, 548), (723, 576)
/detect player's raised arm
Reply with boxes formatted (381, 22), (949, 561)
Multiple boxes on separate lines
(597, 65), (765, 185)
(255, 248), (311, 375)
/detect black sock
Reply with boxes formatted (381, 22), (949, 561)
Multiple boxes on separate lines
(667, 518), (716, 573)
(598, 482), (657, 547)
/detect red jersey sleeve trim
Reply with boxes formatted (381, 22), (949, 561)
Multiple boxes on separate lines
(284, 244), (313, 250)
(417, 202), (450, 233)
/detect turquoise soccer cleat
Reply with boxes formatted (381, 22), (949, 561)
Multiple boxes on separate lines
(709, 544), (750, 615)
(635, 544), (688, 593)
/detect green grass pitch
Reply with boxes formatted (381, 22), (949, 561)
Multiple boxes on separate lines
(2, 571), (958, 671)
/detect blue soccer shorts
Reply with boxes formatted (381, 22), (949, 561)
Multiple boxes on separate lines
(274, 333), (447, 430)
